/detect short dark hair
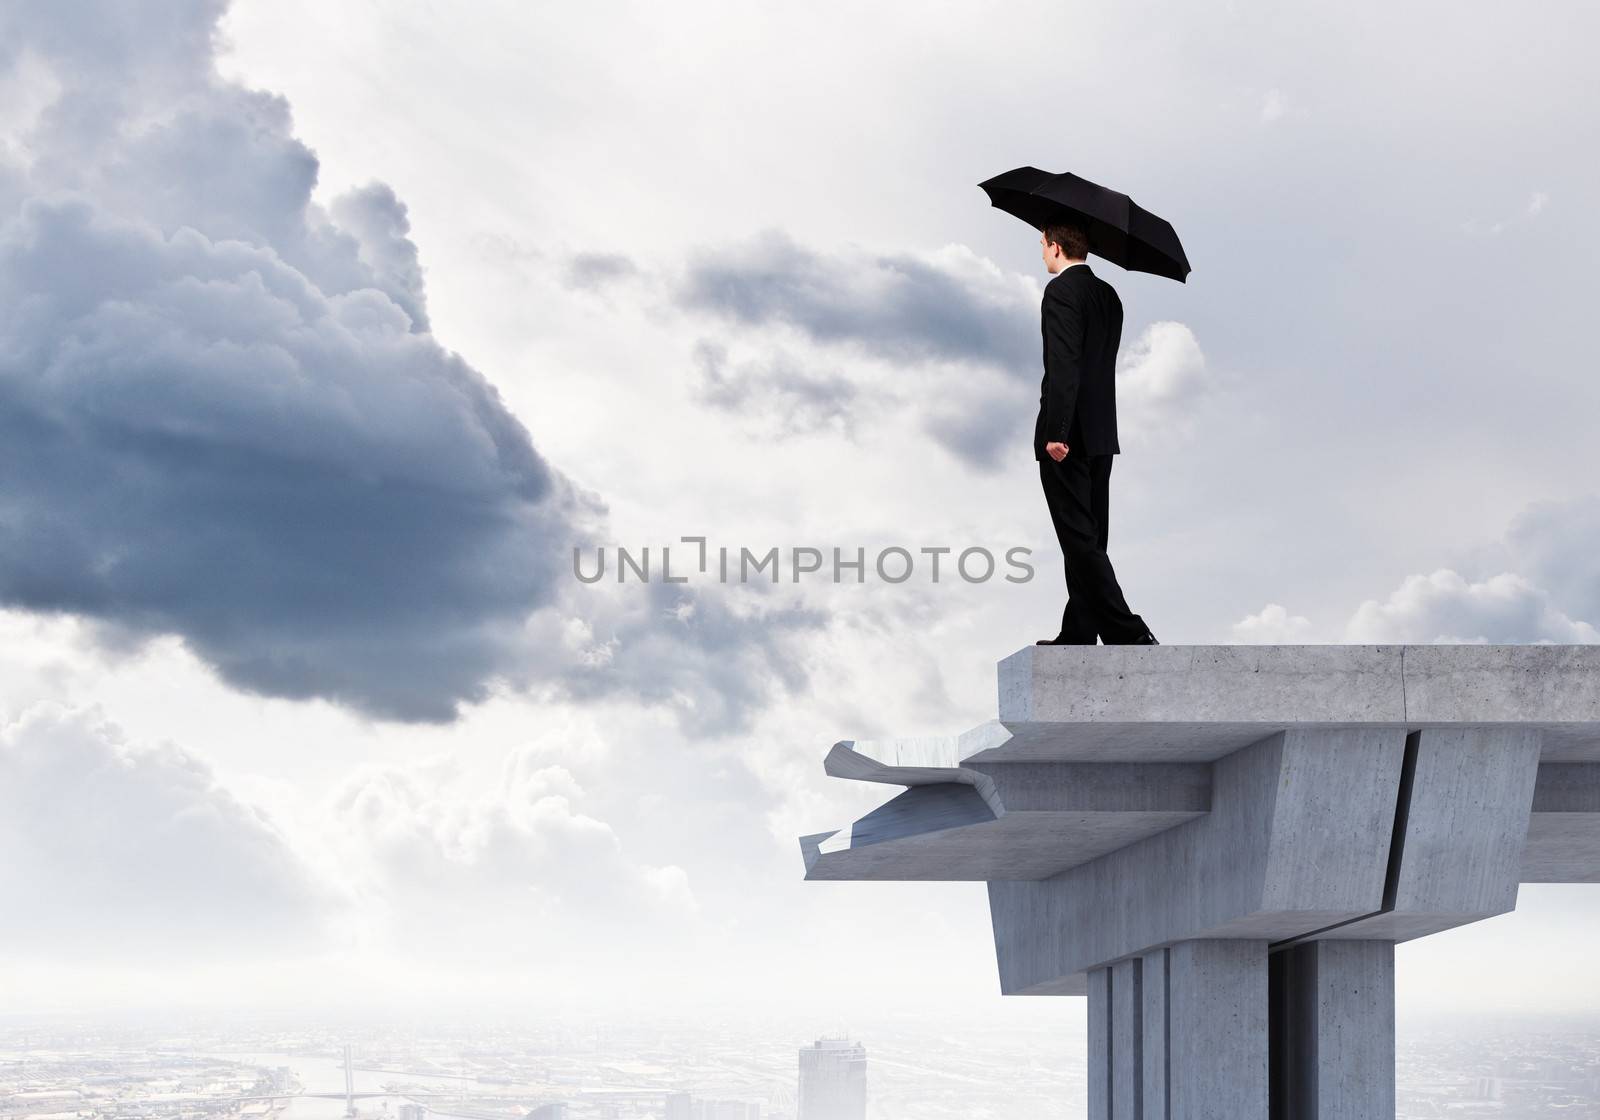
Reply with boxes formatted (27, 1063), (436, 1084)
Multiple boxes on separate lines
(1043, 221), (1089, 259)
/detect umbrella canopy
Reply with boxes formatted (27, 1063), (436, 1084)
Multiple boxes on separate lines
(978, 166), (1191, 282)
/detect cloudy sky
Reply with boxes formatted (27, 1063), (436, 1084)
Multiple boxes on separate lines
(2, 0), (1598, 1031)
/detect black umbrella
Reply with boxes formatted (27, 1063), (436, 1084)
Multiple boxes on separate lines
(978, 166), (1191, 282)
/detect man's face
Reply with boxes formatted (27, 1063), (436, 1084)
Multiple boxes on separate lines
(1040, 230), (1061, 271)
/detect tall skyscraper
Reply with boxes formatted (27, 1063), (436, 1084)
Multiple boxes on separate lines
(342, 1045), (356, 1120)
(797, 1039), (866, 1120)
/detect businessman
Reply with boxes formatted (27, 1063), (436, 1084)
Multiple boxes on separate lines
(1034, 221), (1158, 646)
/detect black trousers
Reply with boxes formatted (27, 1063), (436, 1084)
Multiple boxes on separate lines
(1038, 453), (1149, 644)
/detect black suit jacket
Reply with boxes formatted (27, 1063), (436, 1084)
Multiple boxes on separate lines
(1033, 263), (1123, 459)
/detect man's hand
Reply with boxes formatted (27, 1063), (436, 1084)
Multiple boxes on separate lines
(1045, 441), (1068, 462)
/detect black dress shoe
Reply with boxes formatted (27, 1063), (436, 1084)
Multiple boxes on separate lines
(1036, 635), (1096, 645)
(1132, 631), (1160, 645)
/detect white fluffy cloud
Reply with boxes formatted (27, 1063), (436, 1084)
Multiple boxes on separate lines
(0, 703), (329, 956)
(327, 744), (700, 958)
(1231, 495), (1600, 648)
(1344, 569), (1599, 644)
(1231, 602), (1314, 643)
(1117, 320), (1209, 429)
(0, 699), (707, 973)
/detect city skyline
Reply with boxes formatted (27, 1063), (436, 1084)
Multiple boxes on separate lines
(3, 1014), (1597, 1120)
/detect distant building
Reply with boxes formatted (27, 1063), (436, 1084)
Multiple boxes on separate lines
(698, 1101), (760, 1120)
(526, 1104), (568, 1120)
(797, 1039), (866, 1120)
(661, 1091), (760, 1119)
(397, 1104), (429, 1120)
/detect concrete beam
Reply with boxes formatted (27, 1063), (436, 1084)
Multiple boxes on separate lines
(965, 760), (1210, 812)
(990, 644), (1600, 762)
(803, 760), (1210, 882)
(1402, 645), (1600, 732)
(1523, 762), (1600, 882)
(1000, 644), (1404, 726)
(804, 751), (1600, 885)
(1323, 728), (1542, 941)
(824, 720), (1012, 777)
(989, 729), (1405, 994)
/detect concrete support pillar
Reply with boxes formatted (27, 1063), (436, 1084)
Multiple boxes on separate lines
(1110, 957), (1143, 1120)
(1088, 941), (1269, 1120)
(1088, 967), (1110, 1120)
(1170, 940), (1270, 1120)
(1269, 940), (1395, 1120)
(1141, 949), (1169, 1120)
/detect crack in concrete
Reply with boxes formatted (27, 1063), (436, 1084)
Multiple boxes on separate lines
(1400, 644), (1409, 723)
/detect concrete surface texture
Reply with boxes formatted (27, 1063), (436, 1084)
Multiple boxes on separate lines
(799, 645), (1600, 1120)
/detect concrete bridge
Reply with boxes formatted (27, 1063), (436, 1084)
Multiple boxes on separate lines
(800, 645), (1600, 1120)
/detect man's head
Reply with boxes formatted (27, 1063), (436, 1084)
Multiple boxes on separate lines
(1040, 221), (1090, 273)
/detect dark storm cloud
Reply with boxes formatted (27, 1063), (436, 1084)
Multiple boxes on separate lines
(0, 0), (817, 728)
(677, 227), (1039, 371)
(0, 193), (578, 721)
